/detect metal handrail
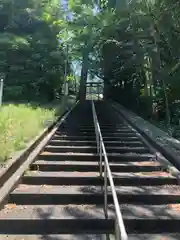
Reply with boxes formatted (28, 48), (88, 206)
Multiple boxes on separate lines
(91, 100), (128, 240)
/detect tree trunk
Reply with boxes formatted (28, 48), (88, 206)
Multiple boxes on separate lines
(103, 79), (110, 100)
(78, 46), (89, 101)
(152, 23), (171, 133)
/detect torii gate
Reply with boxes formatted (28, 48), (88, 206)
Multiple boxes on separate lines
(86, 81), (104, 100)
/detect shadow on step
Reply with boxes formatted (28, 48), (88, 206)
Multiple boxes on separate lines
(34, 198), (108, 240)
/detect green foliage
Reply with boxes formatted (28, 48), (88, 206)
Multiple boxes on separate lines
(65, 0), (180, 125)
(0, 0), (71, 101)
(0, 95), (76, 162)
(1, 0), (180, 126)
(0, 103), (56, 162)
(88, 0), (180, 125)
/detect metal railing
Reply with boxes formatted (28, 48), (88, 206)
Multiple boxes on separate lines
(91, 100), (128, 240)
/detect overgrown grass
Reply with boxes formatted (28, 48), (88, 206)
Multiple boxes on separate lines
(0, 96), (75, 162)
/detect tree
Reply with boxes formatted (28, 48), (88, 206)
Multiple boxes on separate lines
(92, 0), (180, 131)
(0, 0), (71, 102)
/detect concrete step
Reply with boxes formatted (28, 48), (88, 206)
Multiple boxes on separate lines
(38, 152), (154, 162)
(11, 184), (180, 204)
(22, 175), (102, 186)
(55, 132), (137, 137)
(62, 123), (125, 128)
(0, 204), (108, 219)
(44, 145), (150, 154)
(2, 203), (180, 221)
(22, 171), (177, 186)
(63, 124), (95, 128)
(31, 160), (161, 172)
(49, 140), (144, 147)
(13, 184), (179, 195)
(101, 132), (137, 137)
(53, 135), (140, 141)
(127, 234), (180, 240)
(0, 234), (106, 240)
(66, 126), (131, 130)
(8, 188), (180, 205)
(61, 128), (134, 133)
(120, 204), (180, 219)
(124, 218), (180, 233)
(0, 218), (113, 234)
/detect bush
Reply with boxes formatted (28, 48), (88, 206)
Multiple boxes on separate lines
(0, 104), (56, 162)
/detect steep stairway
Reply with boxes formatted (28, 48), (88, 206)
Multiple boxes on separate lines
(95, 101), (180, 240)
(0, 100), (180, 240)
(0, 101), (112, 240)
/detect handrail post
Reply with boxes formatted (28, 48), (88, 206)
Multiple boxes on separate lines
(99, 142), (102, 177)
(92, 101), (98, 153)
(104, 162), (108, 218)
(115, 219), (120, 239)
(95, 124), (98, 153)
(97, 127), (100, 153)
(0, 79), (4, 107)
